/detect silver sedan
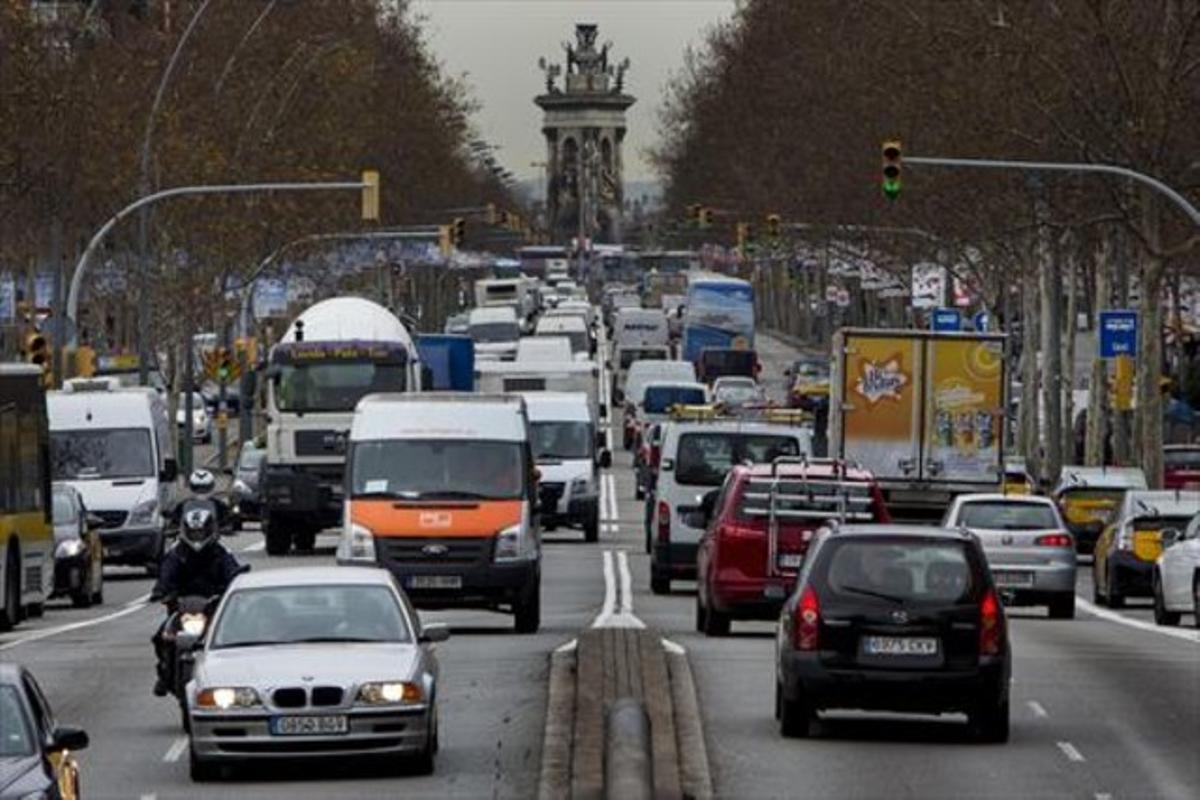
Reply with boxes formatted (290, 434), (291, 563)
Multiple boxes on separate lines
(943, 493), (1078, 619)
(184, 566), (448, 782)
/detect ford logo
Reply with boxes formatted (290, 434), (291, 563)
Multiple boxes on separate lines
(422, 544), (449, 557)
(890, 610), (909, 624)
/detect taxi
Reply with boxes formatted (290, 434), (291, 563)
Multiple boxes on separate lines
(1093, 490), (1200, 607)
(0, 663), (89, 799)
(1053, 466), (1147, 554)
(1001, 458), (1033, 496)
(786, 358), (831, 412)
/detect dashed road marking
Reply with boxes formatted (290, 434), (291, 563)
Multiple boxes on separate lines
(162, 735), (188, 763)
(241, 540), (266, 553)
(1027, 700), (1049, 718)
(1056, 741), (1086, 763)
(1094, 793), (1113, 800)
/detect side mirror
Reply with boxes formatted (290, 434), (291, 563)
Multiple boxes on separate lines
(1161, 527), (1182, 546)
(420, 623), (450, 644)
(598, 449), (613, 469)
(48, 725), (89, 753)
(85, 513), (105, 530)
(161, 459), (179, 483)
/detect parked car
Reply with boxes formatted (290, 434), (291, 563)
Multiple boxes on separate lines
(0, 663), (89, 799)
(1153, 511), (1200, 627)
(942, 493), (1076, 619)
(1053, 466), (1148, 554)
(50, 483), (105, 608)
(774, 526), (1010, 742)
(186, 567), (448, 781)
(695, 459), (889, 636)
(1093, 490), (1200, 607)
(231, 441), (267, 526)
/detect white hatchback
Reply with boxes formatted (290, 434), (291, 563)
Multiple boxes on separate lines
(1153, 512), (1200, 627)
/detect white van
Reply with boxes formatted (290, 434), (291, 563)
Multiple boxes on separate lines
(469, 306), (521, 361)
(339, 393), (542, 632)
(610, 344), (672, 405)
(475, 360), (603, 423)
(535, 316), (591, 360)
(517, 336), (574, 364)
(523, 392), (611, 542)
(613, 308), (669, 351)
(622, 360), (700, 450)
(47, 383), (177, 573)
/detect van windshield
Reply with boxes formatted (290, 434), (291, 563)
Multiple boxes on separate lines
(619, 349), (668, 369)
(531, 422), (592, 461)
(675, 433), (801, 486)
(471, 322), (521, 344)
(51, 429), (155, 480)
(351, 440), (525, 500)
(276, 362), (407, 413)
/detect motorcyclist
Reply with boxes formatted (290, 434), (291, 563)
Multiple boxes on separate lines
(150, 469), (243, 697)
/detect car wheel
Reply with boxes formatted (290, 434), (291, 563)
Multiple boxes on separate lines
(514, 581), (541, 634)
(1192, 574), (1200, 630)
(584, 510), (600, 543)
(180, 699), (191, 733)
(411, 710), (437, 776)
(189, 747), (218, 782)
(970, 696), (1010, 743)
(263, 516), (291, 556)
(694, 594), (707, 633)
(702, 604), (731, 637)
(623, 431), (633, 450)
(0, 546), (20, 631)
(71, 586), (92, 609)
(26, 602), (43, 618)
(1091, 567), (1103, 605)
(635, 484), (644, 501)
(778, 681), (813, 738)
(293, 529), (317, 553)
(650, 572), (670, 595)
(1107, 565), (1125, 609)
(1153, 572), (1181, 626)
(1047, 593), (1075, 620)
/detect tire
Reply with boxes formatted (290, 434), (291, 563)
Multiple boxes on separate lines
(263, 516), (291, 556)
(702, 603), (731, 637)
(1107, 566), (1125, 609)
(411, 710), (437, 776)
(1048, 593), (1075, 620)
(0, 546), (19, 632)
(650, 571), (670, 595)
(694, 595), (707, 633)
(623, 430), (633, 451)
(189, 747), (218, 783)
(26, 602), (43, 619)
(584, 510), (600, 543)
(1091, 569), (1102, 605)
(71, 587), (92, 609)
(293, 529), (317, 553)
(514, 581), (541, 634)
(970, 696), (1010, 743)
(1153, 573), (1180, 626)
(635, 483), (644, 501)
(778, 681), (813, 738)
(180, 699), (191, 734)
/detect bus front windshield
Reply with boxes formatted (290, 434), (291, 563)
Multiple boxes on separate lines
(275, 361), (407, 413)
(351, 440), (525, 500)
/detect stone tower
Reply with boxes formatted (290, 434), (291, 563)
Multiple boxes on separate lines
(536, 24), (635, 246)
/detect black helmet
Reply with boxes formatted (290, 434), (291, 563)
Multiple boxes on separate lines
(188, 469), (215, 495)
(181, 505), (219, 553)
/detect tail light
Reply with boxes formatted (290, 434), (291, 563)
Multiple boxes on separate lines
(1034, 532), (1072, 548)
(792, 586), (820, 651)
(979, 588), (1003, 656)
(657, 501), (671, 543)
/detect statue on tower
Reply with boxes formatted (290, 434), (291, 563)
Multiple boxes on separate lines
(564, 24), (610, 76)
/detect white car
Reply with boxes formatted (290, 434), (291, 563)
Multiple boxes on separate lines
(1153, 512), (1200, 627)
(176, 392), (212, 443)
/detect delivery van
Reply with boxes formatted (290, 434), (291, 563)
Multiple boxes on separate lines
(476, 360), (603, 423)
(468, 306), (521, 362)
(338, 393), (542, 632)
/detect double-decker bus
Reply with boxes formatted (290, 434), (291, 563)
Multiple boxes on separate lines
(681, 274), (756, 363)
(1, 364), (53, 630)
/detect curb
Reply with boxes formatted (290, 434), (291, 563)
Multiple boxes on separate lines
(667, 650), (713, 800)
(538, 647), (577, 800)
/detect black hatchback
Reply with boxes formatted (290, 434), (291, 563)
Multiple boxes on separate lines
(774, 525), (1011, 742)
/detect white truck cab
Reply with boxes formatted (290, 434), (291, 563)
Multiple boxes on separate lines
(469, 306), (521, 362)
(262, 297), (421, 555)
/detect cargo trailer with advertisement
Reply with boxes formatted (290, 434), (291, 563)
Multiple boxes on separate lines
(828, 328), (1007, 520)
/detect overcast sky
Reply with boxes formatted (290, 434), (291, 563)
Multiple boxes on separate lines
(411, 0), (736, 184)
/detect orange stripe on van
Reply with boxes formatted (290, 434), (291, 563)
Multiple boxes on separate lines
(350, 499), (523, 538)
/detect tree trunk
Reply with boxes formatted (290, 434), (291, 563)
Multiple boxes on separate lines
(1038, 209), (1063, 487)
(1061, 235), (1079, 464)
(1019, 257), (1041, 481)
(1085, 233), (1112, 466)
(1112, 230), (1133, 465)
(1136, 192), (1166, 488)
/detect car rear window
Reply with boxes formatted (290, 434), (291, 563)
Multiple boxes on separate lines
(675, 433), (801, 486)
(820, 538), (979, 605)
(619, 349), (667, 369)
(736, 478), (880, 524)
(1165, 449), (1200, 468)
(643, 386), (706, 414)
(957, 501), (1059, 530)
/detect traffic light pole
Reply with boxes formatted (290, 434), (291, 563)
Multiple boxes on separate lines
(905, 156), (1200, 228)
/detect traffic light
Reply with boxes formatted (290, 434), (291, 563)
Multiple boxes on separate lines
(451, 217), (467, 246)
(438, 225), (453, 257)
(217, 348), (235, 383)
(361, 170), (380, 221)
(22, 328), (51, 385)
(881, 140), (902, 200)
(698, 207), (713, 229)
(765, 213), (782, 238)
(686, 203), (701, 223)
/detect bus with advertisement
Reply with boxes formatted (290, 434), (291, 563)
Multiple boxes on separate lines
(0, 364), (53, 630)
(681, 274), (755, 363)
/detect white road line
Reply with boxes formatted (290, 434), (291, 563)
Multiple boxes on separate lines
(603, 473), (619, 522)
(0, 600), (150, 652)
(124, 592), (151, 609)
(162, 736), (189, 763)
(591, 550), (617, 627)
(140, 794), (157, 800)
(241, 540), (266, 553)
(591, 549), (645, 629)
(1056, 741), (1086, 763)
(661, 638), (686, 655)
(554, 638), (578, 654)
(1077, 595), (1200, 644)
(1027, 700), (1049, 718)
(617, 551), (637, 617)
(1094, 793), (1113, 800)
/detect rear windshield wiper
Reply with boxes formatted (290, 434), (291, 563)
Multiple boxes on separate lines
(838, 584), (907, 604)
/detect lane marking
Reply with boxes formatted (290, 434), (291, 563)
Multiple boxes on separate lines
(1056, 741), (1086, 763)
(1094, 794), (1112, 800)
(602, 473), (619, 522)
(591, 550), (617, 627)
(0, 600), (150, 652)
(554, 638), (578, 654)
(1027, 700), (1049, 718)
(591, 549), (645, 629)
(1077, 595), (1200, 644)
(140, 794), (157, 800)
(661, 638), (686, 655)
(241, 540), (266, 553)
(162, 735), (189, 763)
(125, 592), (151, 609)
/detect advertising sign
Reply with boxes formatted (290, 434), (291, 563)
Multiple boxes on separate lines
(932, 308), (962, 332)
(841, 335), (920, 479)
(911, 263), (946, 309)
(1099, 310), (1138, 358)
(924, 338), (1004, 483)
(0, 274), (14, 321)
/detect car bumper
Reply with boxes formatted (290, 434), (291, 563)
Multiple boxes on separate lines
(653, 541), (698, 579)
(360, 553), (539, 611)
(99, 527), (162, 566)
(189, 706), (432, 761)
(710, 576), (797, 618)
(780, 652), (1009, 713)
(987, 560), (1077, 602)
(542, 496), (597, 528)
(1109, 551), (1155, 597)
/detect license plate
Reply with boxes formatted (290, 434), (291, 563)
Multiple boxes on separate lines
(862, 636), (939, 656)
(992, 570), (1034, 588)
(271, 715), (348, 736)
(777, 553), (804, 570)
(407, 575), (462, 590)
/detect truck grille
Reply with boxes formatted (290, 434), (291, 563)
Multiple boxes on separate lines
(378, 537), (491, 567)
(294, 429), (349, 457)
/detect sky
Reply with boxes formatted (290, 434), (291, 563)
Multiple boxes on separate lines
(411, 0), (736, 185)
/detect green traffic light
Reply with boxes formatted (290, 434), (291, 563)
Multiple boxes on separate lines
(882, 180), (901, 200)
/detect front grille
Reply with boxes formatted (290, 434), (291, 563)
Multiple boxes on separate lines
(378, 537), (491, 567)
(294, 429), (349, 457)
(272, 688), (306, 708)
(93, 510), (127, 529)
(540, 482), (565, 509)
(311, 686), (344, 707)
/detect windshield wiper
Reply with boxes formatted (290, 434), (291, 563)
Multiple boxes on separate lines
(839, 584), (906, 604)
(406, 490), (494, 500)
(289, 636), (384, 644)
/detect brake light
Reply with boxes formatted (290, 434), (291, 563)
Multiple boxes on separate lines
(979, 588), (1002, 656)
(657, 501), (671, 543)
(1034, 532), (1072, 548)
(792, 586), (820, 651)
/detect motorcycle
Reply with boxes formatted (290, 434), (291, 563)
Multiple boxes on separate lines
(160, 593), (220, 731)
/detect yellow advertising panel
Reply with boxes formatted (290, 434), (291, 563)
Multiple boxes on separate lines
(842, 335), (921, 478)
(924, 337), (1004, 483)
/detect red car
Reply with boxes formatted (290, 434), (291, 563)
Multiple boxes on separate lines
(694, 459), (890, 636)
(1163, 444), (1200, 490)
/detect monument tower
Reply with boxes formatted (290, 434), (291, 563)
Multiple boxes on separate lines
(536, 24), (635, 246)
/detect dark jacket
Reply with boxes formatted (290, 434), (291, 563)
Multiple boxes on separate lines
(150, 543), (242, 603)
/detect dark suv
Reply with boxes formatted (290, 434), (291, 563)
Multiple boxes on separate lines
(774, 525), (1010, 742)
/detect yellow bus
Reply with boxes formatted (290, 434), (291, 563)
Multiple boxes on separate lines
(1, 364), (53, 631)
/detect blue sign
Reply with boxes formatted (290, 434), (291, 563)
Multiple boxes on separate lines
(972, 311), (990, 332)
(1099, 310), (1138, 358)
(0, 275), (14, 322)
(932, 307), (962, 332)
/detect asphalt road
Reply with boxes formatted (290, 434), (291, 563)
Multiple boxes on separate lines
(4, 332), (1198, 799)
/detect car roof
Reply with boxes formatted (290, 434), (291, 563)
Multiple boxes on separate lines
(352, 393), (527, 442)
(1121, 490), (1200, 517)
(1055, 466), (1148, 491)
(230, 566), (397, 590)
(520, 391), (591, 421)
(664, 420), (808, 437)
(831, 524), (974, 540)
(643, 380), (706, 391)
(955, 493), (1055, 506)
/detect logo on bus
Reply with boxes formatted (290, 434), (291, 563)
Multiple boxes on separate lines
(854, 356), (909, 405)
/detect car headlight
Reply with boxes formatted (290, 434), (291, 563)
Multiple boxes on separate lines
(495, 523), (523, 561)
(195, 687), (261, 710)
(357, 681), (424, 706)
(55, 538), (85, 558)
(180, 613), (207, 636)
(127, 498), (158, 526)
(339, 522), (377, 562)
